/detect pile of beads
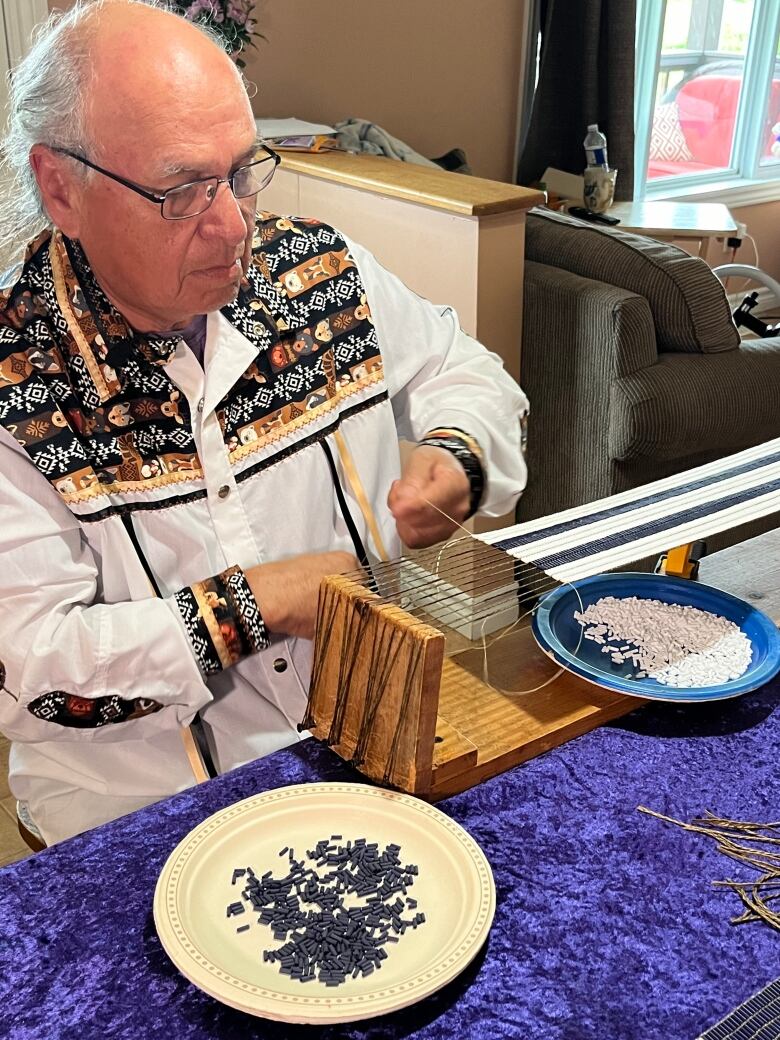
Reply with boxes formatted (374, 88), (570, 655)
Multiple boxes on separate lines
(227, 836), (425, 986)
(574, 595), (753, 687)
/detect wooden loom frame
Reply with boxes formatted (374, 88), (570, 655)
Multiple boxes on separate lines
(303, 530), (780, 799)
(303, 425), (780, 798)
(303, 551), (644, 800)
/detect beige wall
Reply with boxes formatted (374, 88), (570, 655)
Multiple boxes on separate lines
(47, 0), (780, 281)
(246, 0), (526, 182)
(729, 202), (780, 286)
(48, 0), (527, 182)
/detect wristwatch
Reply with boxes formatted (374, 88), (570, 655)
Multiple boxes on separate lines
(419, 428), (485, 519)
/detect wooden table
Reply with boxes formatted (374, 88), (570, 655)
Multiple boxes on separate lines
(608, 200), (737, 261)
(697, 526), (780, 617)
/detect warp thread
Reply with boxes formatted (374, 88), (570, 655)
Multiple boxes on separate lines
(328, 426), (583, 697)
(418, 494), (584, 696)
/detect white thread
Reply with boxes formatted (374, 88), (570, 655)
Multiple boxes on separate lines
(418, 495), (584, 696)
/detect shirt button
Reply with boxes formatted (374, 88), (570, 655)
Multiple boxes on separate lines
(197, 398), (204, 412)
(218, 484), (231, 499)
(273, 658), (288, 673)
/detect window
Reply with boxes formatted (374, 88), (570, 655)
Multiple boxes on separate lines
(635, 0), (780, 203)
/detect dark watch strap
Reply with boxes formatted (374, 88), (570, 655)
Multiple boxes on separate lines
(419, 434), (485, 519)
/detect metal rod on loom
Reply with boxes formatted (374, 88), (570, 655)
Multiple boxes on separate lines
(396, 579), (559, 633)
(359, 543), (548, 601)
(335, 561), (560, 633)
(386, 544), (545, 588)
(356, 550), (554, 608)
(355, 561), (554, 615)
(389, 568), (559, 618)
(353, 565), (557, 619)
(368, 534), (538, 581)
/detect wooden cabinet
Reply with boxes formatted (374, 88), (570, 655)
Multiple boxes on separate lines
(259, 151), (543, 385)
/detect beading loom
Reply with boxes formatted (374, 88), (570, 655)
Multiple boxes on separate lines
(302, 438), (780, 798)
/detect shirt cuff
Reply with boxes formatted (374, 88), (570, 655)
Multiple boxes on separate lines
(174, 565), (270, 677)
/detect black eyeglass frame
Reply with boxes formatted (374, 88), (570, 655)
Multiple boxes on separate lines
(53, 143), (281, 219)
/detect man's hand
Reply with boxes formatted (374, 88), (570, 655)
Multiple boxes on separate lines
(245, 551), (360, 640)
(388, 445), (471, 549)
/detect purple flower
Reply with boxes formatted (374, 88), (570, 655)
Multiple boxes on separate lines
(180, 0), (258, 45)
(227, 0), (248, 22)
(183, 0), (213, 18)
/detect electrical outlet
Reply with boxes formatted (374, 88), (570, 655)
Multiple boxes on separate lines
(722, 221), (748, 252)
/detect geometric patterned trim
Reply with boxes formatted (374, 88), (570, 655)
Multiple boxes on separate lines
(27, 689), (163, 728)
(223, 566), (270, 653)
(174, 566), (265, 677)
(174, 584), (223, 677)
(192, 580), (235, 671)
(1, 214), (383, 525)
(49, 235), (113, 403)
(73, 391), (389, 523)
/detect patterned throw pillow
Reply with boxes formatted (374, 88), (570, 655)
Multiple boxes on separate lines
(649, 101), (694, 162)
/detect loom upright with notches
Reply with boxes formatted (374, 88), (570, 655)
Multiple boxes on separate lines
(301, 438), (780, 798)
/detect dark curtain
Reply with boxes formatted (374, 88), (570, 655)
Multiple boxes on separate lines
(516, 0), (636, 200)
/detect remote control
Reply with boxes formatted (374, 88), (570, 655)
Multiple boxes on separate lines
(568, 206), (621, 226)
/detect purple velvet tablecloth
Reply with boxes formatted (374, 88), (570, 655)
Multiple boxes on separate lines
(2, 677), (780, 1040)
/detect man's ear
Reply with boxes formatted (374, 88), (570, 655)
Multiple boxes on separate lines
(29, 145), (83, 238)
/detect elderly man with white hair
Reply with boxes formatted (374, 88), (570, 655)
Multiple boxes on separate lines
(0, 0), (528, 845)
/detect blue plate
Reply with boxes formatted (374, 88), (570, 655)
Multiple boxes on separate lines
(532, 572), (780, 702)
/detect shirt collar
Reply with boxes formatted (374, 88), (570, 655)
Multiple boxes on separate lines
(63, 236), (183, 369)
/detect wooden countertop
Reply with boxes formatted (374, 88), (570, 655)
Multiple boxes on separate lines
(276, 150), (545, 217)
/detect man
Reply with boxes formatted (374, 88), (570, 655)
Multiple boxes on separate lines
(0, 0), (528, 844)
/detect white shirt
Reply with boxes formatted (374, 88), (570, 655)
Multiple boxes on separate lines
(0, 232), (528, 844)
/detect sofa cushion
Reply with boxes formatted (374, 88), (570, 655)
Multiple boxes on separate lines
(610, 341), (780, 463)
(525, 207), (740, 355)
(650, 102), (694, 163)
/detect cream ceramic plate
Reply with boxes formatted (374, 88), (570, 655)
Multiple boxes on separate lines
(153, 782), (495, 1025)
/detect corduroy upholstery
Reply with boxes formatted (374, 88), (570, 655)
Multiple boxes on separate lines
(524, 208), (740, 354)
(519, 227), (780, 542)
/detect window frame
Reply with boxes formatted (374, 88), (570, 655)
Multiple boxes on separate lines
(635, 0), (780, 205)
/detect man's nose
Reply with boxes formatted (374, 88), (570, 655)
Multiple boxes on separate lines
(199, 180), (251, 245)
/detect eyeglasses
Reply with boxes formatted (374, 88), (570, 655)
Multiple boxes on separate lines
(53, 143), (281, 220)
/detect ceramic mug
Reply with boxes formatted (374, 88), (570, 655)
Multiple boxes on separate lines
(583, 167), (617, 213)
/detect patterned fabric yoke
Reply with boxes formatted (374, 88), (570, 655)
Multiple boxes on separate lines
(0, 213), (382, 519)
(0, 213), (385, 723)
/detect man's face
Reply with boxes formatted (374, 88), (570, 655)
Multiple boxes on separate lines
(71, 48), (258, 331)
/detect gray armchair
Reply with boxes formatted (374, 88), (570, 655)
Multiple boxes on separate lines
(518, 208), (780, 549)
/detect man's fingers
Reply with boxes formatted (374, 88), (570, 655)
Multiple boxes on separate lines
(387, 477), (426, 519)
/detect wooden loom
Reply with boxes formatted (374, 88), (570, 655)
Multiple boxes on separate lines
(302, 435), (780, 799)
(302, 538), (648, 799)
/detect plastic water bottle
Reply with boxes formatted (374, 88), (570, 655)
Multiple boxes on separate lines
(584, 124), (608, 168)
